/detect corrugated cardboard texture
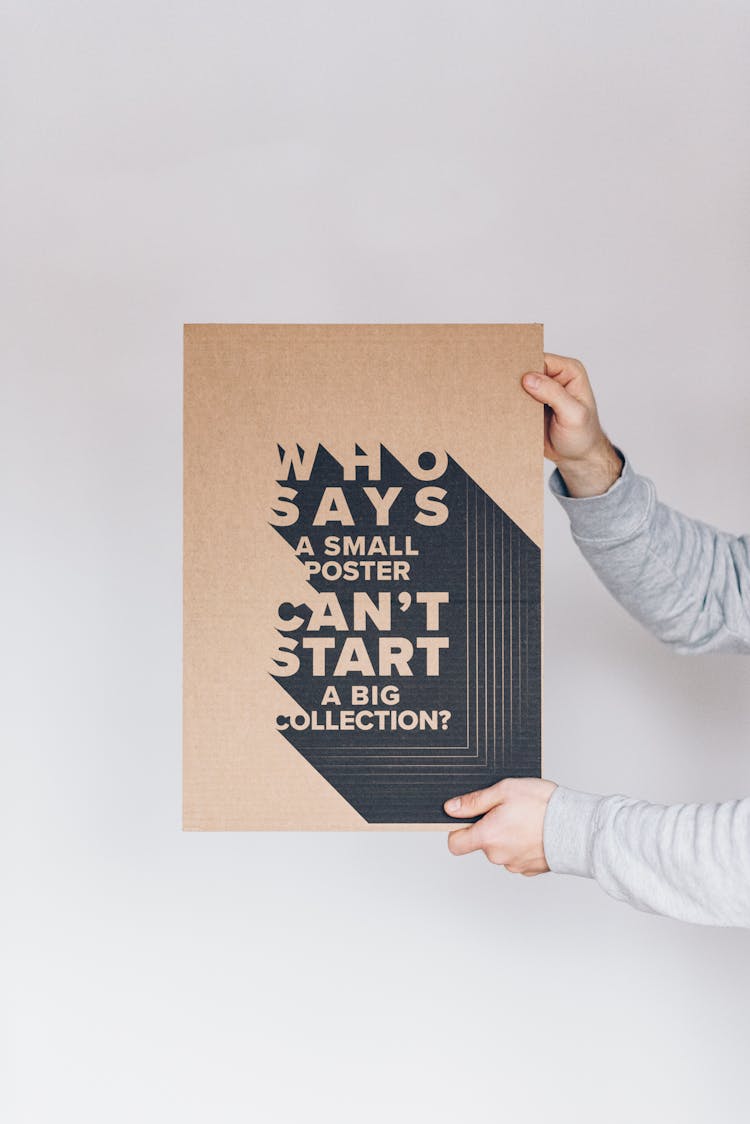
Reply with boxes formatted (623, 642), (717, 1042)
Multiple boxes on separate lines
(184, 324), (544, 830)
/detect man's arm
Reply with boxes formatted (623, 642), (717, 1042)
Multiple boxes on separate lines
(549, 453), (750, 653)
(444, 780), (750, 927)
(543, 786), (750, 926)
(523, 354), (750, 652)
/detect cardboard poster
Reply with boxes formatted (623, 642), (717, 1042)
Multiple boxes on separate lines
(184, 324), (543, 830)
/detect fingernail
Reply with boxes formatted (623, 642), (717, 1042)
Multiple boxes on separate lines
(523, 373), (541, 389)
(445, 797), (461, 813)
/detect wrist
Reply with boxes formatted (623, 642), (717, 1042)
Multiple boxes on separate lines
(555, 438), (623, 498)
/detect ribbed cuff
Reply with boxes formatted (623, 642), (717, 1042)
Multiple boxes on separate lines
(543, 785), (603, 878)
(548, 450), (655, 545)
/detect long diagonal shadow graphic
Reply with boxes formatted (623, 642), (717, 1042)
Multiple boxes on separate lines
(270, 444), (541, 823)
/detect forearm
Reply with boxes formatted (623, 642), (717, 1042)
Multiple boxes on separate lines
(544, 785), (750, 927)
(554, 437), (624, 499)
(550, 451), (750, 653)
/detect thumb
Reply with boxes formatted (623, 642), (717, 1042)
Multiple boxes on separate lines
(522, 371), (586, 427)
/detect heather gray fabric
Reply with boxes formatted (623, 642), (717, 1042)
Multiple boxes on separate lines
(542, 452), (750, 926)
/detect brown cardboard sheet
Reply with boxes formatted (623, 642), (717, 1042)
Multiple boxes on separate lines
(184, 324), (544, 830)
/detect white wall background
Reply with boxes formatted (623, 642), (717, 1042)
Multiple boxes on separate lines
(3, 2), (750, 1121)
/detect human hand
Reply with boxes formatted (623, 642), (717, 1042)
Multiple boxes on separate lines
(521, 353), (623, 497)
(444, 778), (557, 876)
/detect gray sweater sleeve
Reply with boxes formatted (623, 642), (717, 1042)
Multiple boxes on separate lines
(543, 452), (750, 926)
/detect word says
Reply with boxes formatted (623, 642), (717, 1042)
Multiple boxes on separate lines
(270, 485), (447, 528)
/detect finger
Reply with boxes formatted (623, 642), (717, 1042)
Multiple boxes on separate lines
(521, 372), (587, 427)
(447, 822), (486, 856)
(444, 780), (508, 819)
(543, 353), (594, 404)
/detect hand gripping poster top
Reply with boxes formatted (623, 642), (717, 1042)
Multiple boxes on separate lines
(183, 324), (543, 830)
